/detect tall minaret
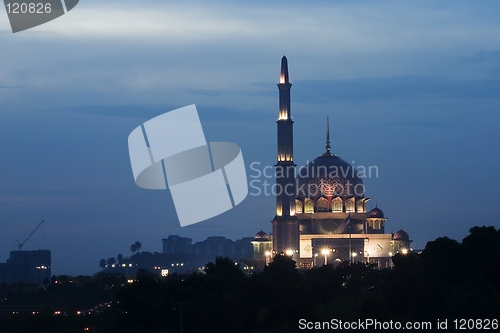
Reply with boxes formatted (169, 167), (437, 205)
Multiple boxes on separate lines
(272, 56), (299, 258)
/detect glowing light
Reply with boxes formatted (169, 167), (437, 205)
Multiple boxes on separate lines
(278, 111), (288, 120)
(285, 249), (294, 256)
(265, 251), (271, 257)
(321, 249), (330, 255)
(280, 75), (285, 84)
(276, 205), (282, 217)
(401, 248), (408, 255)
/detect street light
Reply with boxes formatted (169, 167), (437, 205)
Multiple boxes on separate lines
(351, 252), (357, 263)
(285, 249), (294, 256)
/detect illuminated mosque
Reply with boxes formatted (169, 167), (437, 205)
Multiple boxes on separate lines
(250, 57), (411, 268)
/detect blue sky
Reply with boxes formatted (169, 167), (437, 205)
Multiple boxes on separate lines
(1, 0), (500, 274)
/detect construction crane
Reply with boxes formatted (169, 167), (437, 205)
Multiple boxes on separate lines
(16, 220), (45, 251)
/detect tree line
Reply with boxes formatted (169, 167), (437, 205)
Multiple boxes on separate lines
(0, 226), (499, 332)
(99, 241), (141, 270)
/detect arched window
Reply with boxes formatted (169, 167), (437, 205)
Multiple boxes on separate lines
(305, 199), (314, 213)
(345, 198), (354, 212)
(332, 197), (343, 212)
(295, 199), (303, 214)
(316, 197), (328, 212)
(356, 199), (364, 213)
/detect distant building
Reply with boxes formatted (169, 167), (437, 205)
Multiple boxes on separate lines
(162, 235), (254, 257)
(0, 250), (51, 285)
(162, 235), (193, 253)
(194, 236), (235, 255)
(234, 237), (254, 256)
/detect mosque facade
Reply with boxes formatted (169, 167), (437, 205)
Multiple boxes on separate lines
(251, 57), (411, 268)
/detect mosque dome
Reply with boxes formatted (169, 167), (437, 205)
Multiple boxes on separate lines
(254, 229), (270, 241)
(296, 117), (365, 199)
(393, 229), (410, 241)
(297, 152), (364, 198)
(368, 207), (384, 218)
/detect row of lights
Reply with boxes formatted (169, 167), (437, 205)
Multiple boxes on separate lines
(108, 263), (133, 268)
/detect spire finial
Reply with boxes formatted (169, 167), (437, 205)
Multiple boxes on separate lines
(280, 56), (289, 84)
(325, 116), (331, 152)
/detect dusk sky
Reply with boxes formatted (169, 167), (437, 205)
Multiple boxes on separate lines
(1, 0), (500, 275)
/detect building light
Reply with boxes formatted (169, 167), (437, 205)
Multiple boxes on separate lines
(278, 112), (288, 120)
(276, 205), (282, 217)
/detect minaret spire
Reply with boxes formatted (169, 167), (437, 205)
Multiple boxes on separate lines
(321, 115), (335, 157)
(273, 56), (298, 258)
(325, 116), (331, 152)
(280, 56), (289, 84)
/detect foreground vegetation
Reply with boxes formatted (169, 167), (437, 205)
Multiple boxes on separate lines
(0, 226), (499, 332)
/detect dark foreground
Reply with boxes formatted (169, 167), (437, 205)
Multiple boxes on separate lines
(0, 226), (499, 333)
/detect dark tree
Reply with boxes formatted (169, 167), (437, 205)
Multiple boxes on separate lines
(117, 253), (124, 264)
(460, 226), (500, 286)
(107, 257), (116, 267)
(263, 254), (297, 278)
(99, 258), (107, 270)
(204, 256), (244, 279)
(419, 236), (461, 285)
(130, 241), (142, 254)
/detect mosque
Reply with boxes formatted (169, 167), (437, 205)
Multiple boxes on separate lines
(250, 57), (411, 269)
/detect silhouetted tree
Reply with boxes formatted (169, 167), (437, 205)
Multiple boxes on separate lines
(107, 257), (116, 267)
(116, 253), (124, 264)
(204, 257), (244, 279)
(460, 226), (500, 287)
(99, 258), (107, 270)
(130, 241), (142, 254)
(263, 254), (297, 278)
(419, 236), (461, 285)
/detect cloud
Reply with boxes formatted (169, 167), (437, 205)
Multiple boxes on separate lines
(284, 76), (500, 103)
(458, 50), (500, 64)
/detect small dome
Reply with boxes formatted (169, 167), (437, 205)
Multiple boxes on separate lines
(254, 229), (269, 241)
(393, 229), (410, 241)
(368, 207), (384, 218)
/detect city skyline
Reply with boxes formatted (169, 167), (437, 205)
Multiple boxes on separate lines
(2, 0), (500, 275)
